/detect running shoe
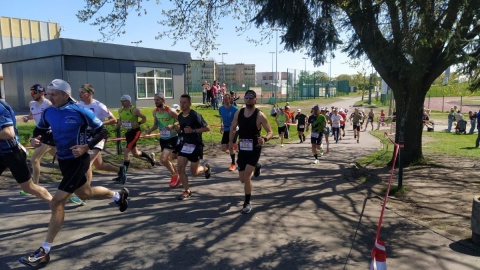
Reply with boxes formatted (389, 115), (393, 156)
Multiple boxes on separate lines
(254, 163), (262, 177)
(19, 247), (50, 268)
(241, 204), (252, 214)
(314, 159), (320, 164)
(357, 139), (359, 143)
(204, 163), (211, 179)
(281, 144), (284, 147)
(116, 188), (129, 212)
(118, 165), (127, 185)
(150, 152), (156, 166)
(69, 195), (85, 206)
(19, 190), (31, 196)
(178, 190), (192, 200)
(228, 164), (236, 171)
(169, 174), (180, 188)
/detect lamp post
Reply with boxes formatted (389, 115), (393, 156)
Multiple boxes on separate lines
(269, 52), (275, 98)
(271, 28), (282, 103)
(219, 52), (228, 83)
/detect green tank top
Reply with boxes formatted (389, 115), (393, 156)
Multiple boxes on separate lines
(155, 106), (177, 139)
(277, 114), (287, 127)
(118, 106), (139, 130)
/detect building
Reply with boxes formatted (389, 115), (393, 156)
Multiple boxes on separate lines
(0, 38), (190, 110)
(0, 16), (61, 99)
(256, 71), (289, 95)
(188, 60), (255, 93)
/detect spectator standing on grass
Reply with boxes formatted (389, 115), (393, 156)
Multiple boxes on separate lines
(202, 80), (208, 104)
(447, 107), (455, 132)
(469, 111), (477, 134)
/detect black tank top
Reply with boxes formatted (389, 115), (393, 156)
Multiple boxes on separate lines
(238, 108), (261, 148)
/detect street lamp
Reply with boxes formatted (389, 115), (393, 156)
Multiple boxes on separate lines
(272, 28), (282, 103)
(219, 52), (228, 83)
(269, 52), (275, 98)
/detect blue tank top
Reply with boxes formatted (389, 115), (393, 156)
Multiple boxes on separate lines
(0, 100), (20, 154)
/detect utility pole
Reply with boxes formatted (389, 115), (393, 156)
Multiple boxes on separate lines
(269, 52), (275, 98)
(219, 52), (228, 83)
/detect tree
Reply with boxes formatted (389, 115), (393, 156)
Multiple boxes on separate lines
(77, 0), (480, 166)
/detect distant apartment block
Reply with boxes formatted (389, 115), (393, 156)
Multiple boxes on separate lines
(189, 60), (255, 92)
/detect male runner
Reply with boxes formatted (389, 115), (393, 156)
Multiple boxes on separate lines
(116, 94), (155, 170)
(219, 93), (238, 171)
(176, 94), (211, 200)
(294, 109), (307, 143)
(306, 105), (327, 164)
(228, 90), (273, 214)
(145, 93), (181, 188)
(20, 79), (128, 269)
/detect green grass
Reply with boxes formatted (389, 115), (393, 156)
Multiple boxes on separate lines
(384, 185), (409, 196)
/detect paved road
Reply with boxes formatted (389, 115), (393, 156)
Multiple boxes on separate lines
(1, 97), (479, 269)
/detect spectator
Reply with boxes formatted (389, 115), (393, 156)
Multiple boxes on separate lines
(476, 109), (480, 148)
(270, 104), (279, 117)
(447, 107), (455, 132)
(469, 111), (477, 134)
(211, 80), (218, 110)
(202, 81), (208, 104)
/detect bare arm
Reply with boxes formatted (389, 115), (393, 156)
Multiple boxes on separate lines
(258, 111), (273, 145)
(135, 108), (147, 125)
(228, 110), (240, 147)
(145, 109), (158, 134)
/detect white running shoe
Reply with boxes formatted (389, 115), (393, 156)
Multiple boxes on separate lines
(314, 159), (320, 164)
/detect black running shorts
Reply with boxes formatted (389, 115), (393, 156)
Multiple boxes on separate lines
(160, 137), (178, 151)
(57, 153), (90, 193)
(0, 146), (31, 184)
(237, 147), (262, 171)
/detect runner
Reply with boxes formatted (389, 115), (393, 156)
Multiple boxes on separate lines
(176, 94), (211, 200)
(19, 79), (128, 269)
(376, 109), (386, 130)
(228, 90), (273, 214)
(275, 107), (288, 147)
(322, 108), (332, 153)
(306, 105), (327, 164)
(330, 109), (343, 143)
(219, 93), (238, 171)
(21, 84), (56, 196)
(350, 108), (364, 143)
(364, 108), (375, 131)
(294, 109), (307, 143)
(77, 84), (127, 186)
(339, 108), (347, 139)
(0, 98), (52, 202)
(145, 93), (181, 188)
(116, 94), (155, 171)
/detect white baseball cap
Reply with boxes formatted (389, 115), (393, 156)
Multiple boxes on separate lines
(47, 79), (75, 102)
(297, 109), (301, 112)
(120, 94), (132, 102)
(172, 104), (180, 111)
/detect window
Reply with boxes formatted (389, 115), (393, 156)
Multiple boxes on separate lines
(135, 67), (173, 99)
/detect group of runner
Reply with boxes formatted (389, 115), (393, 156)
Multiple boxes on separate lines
(1, 80), (275, 268)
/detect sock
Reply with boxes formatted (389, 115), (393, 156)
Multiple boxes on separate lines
(112, 192), (120, 202)
(230, 154), (235, 165)
(41, 241), (52, 254)
(123, 160), (130, 171)
(298, 135), (302, 142)
(314, 154), (318, 159)
(303, 134), (306, 140)
(244, 194), (251, 207)
(326, 141), (330, 148)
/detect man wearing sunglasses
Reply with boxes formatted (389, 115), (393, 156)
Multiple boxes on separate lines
(21, 84), (56, 196)
(228, 90), (273, 214)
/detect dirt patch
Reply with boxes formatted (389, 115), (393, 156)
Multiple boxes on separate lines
(350, 153), (480, 240)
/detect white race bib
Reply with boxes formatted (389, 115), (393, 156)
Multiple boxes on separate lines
(122, 121), (132, 129)
(239, 139), (253, 151)
(159, 128), (171, 138)
(180, 143), (196, 154)
(299, 125), (305, 128)
(311, 132), (319, 138)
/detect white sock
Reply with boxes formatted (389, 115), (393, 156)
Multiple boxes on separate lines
(42, 241), (52, 253)
(112, 192), (120, 202)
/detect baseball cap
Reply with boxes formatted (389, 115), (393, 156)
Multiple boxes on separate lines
(313, 105), (320, 111)
(47, 79), (76, 102)
(120, 94), (132, 102)
(297, 109), (301, 112)
(155, 92), (165, 99)
(244, 89), (256, 99)
(172, 104), (180, 111)
(30, 84), (45, 92)
(80, 83), (95, 94)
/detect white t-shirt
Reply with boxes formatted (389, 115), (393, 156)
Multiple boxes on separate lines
(330, 114), (343, 128)
(29, 99), (50, 126)
(77, 99), (113, 121)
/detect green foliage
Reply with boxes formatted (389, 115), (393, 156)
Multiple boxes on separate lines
(426, 82), (479, 97)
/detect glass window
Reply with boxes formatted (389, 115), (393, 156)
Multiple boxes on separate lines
(136, 67), (174, 99)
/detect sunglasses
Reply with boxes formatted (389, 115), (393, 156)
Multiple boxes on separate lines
(244, 95), (255, 99)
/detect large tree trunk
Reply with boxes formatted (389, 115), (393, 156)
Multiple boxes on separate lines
(392, 85), (428, 166)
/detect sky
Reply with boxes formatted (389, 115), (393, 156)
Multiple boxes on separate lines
(1, 0), (361, 77)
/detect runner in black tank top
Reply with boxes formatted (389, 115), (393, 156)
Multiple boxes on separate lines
(228, 90), (273, 215)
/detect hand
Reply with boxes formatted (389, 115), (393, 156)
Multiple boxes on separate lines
(258, 137), (266, 146)
(30, 135), (42, 148)
(23, 116), (29, 123)
(185, 126), (195, 133)
(70, 145), (88, 158)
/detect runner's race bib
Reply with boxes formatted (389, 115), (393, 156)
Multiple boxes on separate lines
(299, 125), (305, 128)
(122, 121), (132, 129)
(181, 143), (196, 154)
(311, 132), (319, 138)
(239, 139), (253, 151)
(159, 128), (171, 138)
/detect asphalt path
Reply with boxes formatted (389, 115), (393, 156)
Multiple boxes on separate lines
(1, 97), (479, 269)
